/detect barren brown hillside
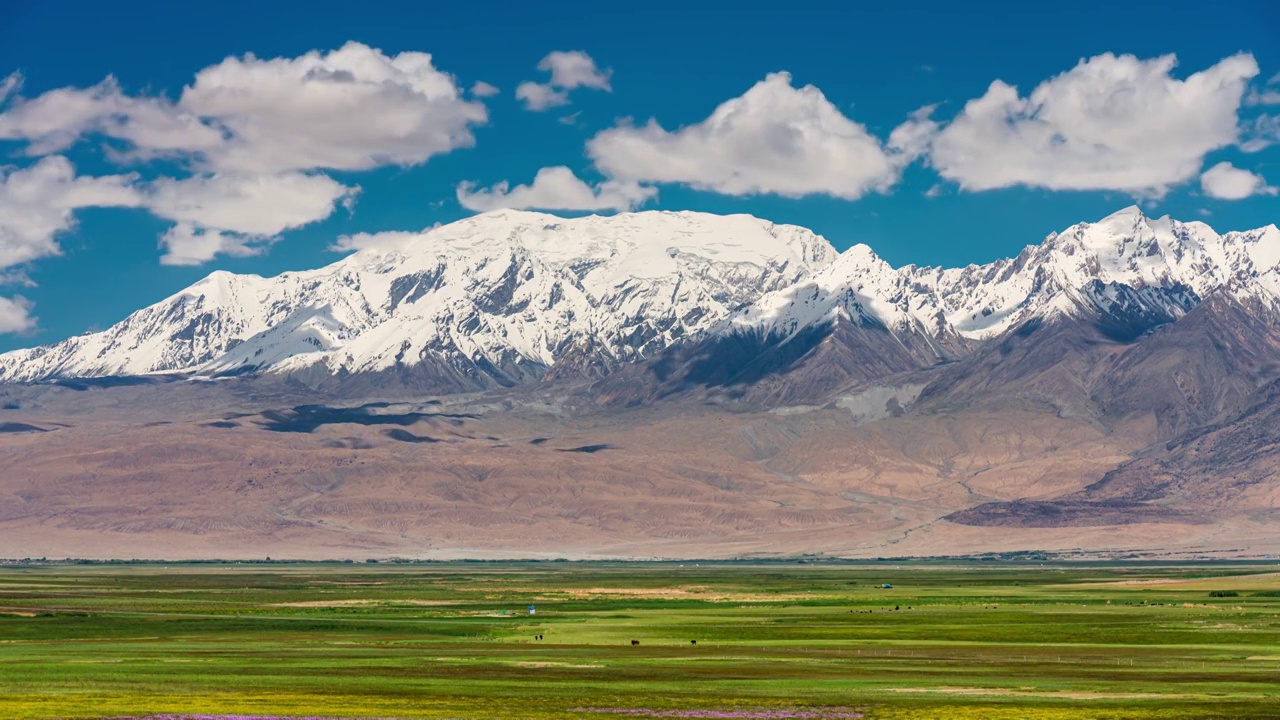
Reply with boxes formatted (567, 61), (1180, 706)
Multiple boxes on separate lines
(1, 374), (1274, 560)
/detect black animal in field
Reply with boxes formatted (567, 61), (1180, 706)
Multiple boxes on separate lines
(631, 639), (640, 646)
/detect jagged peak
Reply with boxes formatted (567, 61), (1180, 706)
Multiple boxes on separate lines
(723, 206), (1277, 348)
(820, 243), (893, 277)
(1097, 204), (1147, 223)
(177, 269), (260, 304)
(0, 208), (846, 386)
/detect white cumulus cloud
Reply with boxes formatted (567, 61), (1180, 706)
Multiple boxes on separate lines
(158, 223), (274, 267)
(145, 172), (357, 236)
(177, 42), (488, 173)
(145, 172), (358, 264)
(0, 156), (142, 269)
(517, 50), (610, 111)
(586, 72), (918, 199)
(330, 228), (432, 253)
(515, 82), (569, 111)
(0, 295), (36, 334)
(539, 50), (611, 91)
(927, 52), (1259, 197)
(0, 73), (224, 158)
(1246, 72), (1280, 106)
(470, 81), (500, 98)
(0, 42), (488, 173)
(1199, 161), (1277, 200)
(1240, 114), (1280, 153)
(457, 166), (656, 212)
(0, 156), (144, 333)
(0, 158), (355, 272)
(0, 42), (489, 267)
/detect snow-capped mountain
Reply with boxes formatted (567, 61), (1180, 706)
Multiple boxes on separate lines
(0, 210), (839, 390)
(1, 206), (1275, 395)
(721, 243), (969, 360)
(917, 206), (1280, 338)
(721, 206), (1280, 350)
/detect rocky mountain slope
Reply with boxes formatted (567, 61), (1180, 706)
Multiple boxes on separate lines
(2, 206), (1280, 559)
(718, 205), (1280, 350)
(598, 206), (1280, 406)
(0, 210), (838, 393)
(2, 206), (1277, 401)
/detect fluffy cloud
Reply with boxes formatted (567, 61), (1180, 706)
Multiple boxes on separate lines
(1246, 72), (1280, 106)
(928, 53), (1259, 196)
(470, 81), (500, 98)
(1240, 114), (1280, 153)
(145, 172), (356, 236)
(177, 42), (487, 173)
(0, 156), (354, 273)
(0, 156), (142, 269)
(887, 105), (940, 160)
(0, 43), (481, 267)
(0, 42), (488, 174)
(0, 156), (144, 333)
(0, 295), (36, 333)
(538, 51), (611, 91)
(145, 172), (357, 264)
(586, 72), (917, 199)
(457, 166), (656, 212)
(158, 223), (274, 266)
(330, 229), (428, 253)
(1248, 89), (1280, 106)
(517, 51), (610, 111)
(1199, 161), (1277, 200)
(515, 82), (569, 111)
(0, 73), (224, 158)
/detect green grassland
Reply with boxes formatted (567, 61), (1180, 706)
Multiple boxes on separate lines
(1, 561), (1279, 719)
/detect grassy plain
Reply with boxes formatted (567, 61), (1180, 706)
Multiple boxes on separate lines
(0, 561), (1278, 719)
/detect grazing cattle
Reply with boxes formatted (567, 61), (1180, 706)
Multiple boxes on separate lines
(690, 640), (697, 645)
(631, 640), (640, 646)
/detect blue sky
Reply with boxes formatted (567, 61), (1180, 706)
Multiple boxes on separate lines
(0, 0), (1277, 351)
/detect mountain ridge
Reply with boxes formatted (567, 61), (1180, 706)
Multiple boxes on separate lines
(0, 210), (840, 392)
(1, 206), (1278, 403)
(3, 205), (1280, 558)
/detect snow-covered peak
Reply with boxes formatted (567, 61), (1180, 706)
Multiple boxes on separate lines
(0, 207), (1272, 392)
(921, 210), (1280, 339)
(348, 209), (837, 276)
(724, 242), (895, 338)
(1090, 203), (1146, 229)
(1228, 224), (1280, 273)
(721, 239), (966, 366)
(0, 210), (839, 388)
(721, 208), (1280, 352)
